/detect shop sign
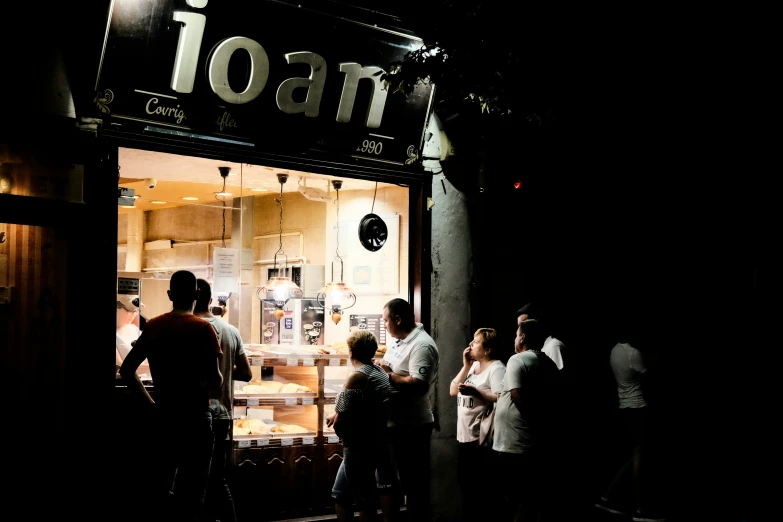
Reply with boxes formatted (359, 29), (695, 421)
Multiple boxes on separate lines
(94, 0), (435, 166)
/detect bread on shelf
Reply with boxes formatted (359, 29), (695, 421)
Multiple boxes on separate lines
(242, 381), (310, 394)
(242, 384), (269, 394)
(242, 381), (285, 394)
(270, 424), (308, 434)
(279, 383), (311, 393)
(331, 342), (349, 354)
(248, 418), (270, 435)
(233, 418), (251, 436)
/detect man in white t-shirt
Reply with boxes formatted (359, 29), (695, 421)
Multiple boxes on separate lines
(595, 337), (667, 522)
(194, 279), (252, 522)
(517, 301), (566, 370)
(377, 298), (439, 522)
(493, 319), (558, 522)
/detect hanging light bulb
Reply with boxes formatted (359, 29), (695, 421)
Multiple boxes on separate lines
(257, 173), (303, 323)
(317, 180), (357, 324)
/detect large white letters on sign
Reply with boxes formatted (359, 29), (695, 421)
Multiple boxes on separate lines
(171, 10), (207, 93)
(336, 63), (388, 128)
(209, 37), (270, 104)
(169, 5), (389, 127)
(276, 52), (327, 117)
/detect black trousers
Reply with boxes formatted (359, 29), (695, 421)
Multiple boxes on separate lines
(458, 441), (502, 522)
(389, 423), (433, 522)
(205, 417), (236, 522)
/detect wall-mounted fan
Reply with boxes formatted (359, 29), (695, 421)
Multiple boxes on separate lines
(358, 213), (388, 252)
(358, 182), (388, 252)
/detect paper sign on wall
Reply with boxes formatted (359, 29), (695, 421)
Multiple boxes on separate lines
(212, 247), (240, 294)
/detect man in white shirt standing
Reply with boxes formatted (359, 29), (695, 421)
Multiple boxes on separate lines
(517, 301), (566, 370)
(376, 298), (439, 522)
(194, 279), (252, 522)
(595, 332), (666, 522)
(493, 319), (558, 522)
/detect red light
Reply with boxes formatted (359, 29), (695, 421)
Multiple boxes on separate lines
(513, 180), (522, 189)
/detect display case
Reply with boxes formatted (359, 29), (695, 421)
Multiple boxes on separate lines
(230, 344), (353, 520)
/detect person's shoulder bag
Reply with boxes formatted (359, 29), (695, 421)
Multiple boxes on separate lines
(478, 402), (496, 448)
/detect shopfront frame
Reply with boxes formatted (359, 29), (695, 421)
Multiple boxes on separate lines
(0, 2), (436, 518)
(103, 91), (434, 520)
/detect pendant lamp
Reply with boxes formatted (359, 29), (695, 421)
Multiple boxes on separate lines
(317, 180), (357, 324)
(257, 173), (303, 320)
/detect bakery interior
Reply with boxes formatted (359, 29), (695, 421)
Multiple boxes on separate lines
(116, 146), (409, 438)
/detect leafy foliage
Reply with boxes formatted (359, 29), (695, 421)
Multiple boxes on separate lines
(380, 0), (555, 129)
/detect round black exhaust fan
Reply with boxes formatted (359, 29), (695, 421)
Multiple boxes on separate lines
(358, 214), (388, 252)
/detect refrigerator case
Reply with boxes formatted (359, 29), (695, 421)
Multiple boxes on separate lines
(261, 299), (325, 346)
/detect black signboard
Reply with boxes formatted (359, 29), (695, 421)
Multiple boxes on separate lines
(349, 313), (386, 345)
(94, 0), (435, 166)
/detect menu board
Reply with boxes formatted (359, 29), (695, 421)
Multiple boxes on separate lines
(349, 314), (386, 345)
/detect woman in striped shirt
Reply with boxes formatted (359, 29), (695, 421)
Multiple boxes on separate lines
(326, 330), (392, 522)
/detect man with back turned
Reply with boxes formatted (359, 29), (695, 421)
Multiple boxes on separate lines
(120, 270), (223, 521)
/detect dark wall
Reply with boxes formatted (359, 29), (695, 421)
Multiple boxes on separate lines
(444, 103), (768, 519)
(1, 3), (116, 516)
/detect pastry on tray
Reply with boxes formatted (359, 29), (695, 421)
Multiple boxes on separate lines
(242, 381), (285, 394)
(233, 419), (251, 436)
(279, 383), (311, 393)
(242, 379), (266, 391)
(331, 342), (349, 354)
(270, 424), (308, 434)
(248, 418), (270, 435)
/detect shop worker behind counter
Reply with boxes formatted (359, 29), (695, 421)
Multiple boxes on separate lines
(194, 278), (252, 522)
(375, 298), (440, 522)
(116, 294), (141, 367)
(120, 270), (223, 522)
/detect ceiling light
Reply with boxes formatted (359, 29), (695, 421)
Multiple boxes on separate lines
(215, 192), (232, 197)
(317, 180), (356, 324)
(251, 188), (269, 192)
(182, 197), (198, 200)
(257, 173), (303, 322)
(131, 195), (141, 199)
(151, 200), (167, 204)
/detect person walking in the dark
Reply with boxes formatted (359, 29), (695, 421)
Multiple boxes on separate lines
(194, 279), (252, 522)
(376, 298), (440, 522)
(120, 270), (223, 521)
(594, 326), (666, 522)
